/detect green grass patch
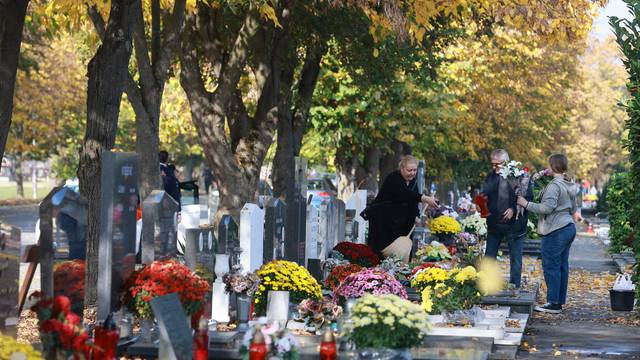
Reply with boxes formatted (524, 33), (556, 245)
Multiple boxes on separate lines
(0, 182), (54, 201)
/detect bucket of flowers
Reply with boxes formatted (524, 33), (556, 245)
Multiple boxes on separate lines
(53, 260), (85, 315)
(254, 260), (322, 316)
(122, 259), (211, 327)
(332, 242), (380, 267)
(346, 294), (430, 359)
(333, 268), (407, 304)
(324, 263), (363, 291)
(429, 216), (462, 246)
(29, 293), (93, 359)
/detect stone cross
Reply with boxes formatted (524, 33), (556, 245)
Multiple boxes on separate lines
(141, 190), (180, 264)
(264, 198), (286, 262)
(239, 203), (264, 273)
(97, 151), (139, 322)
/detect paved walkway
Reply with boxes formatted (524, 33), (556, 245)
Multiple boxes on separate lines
(519, 220), (640, 359)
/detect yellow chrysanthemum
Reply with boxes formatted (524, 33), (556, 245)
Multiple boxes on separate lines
(429, 215), (462, 235)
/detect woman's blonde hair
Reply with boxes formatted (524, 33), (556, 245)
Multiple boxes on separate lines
(398, 155), (418, 169)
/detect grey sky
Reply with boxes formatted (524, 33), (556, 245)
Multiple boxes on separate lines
(592, 0), (633, 39)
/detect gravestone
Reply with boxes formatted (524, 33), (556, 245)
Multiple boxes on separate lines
(317, 198), (332, 260)
(416, 160), (426, 194)
(141, 190), (180, 264)
(305, 203), (319, 265)
(335, 199), (346, 243)
(150, 293), (193, 360)
(218, 215), (240, 270)
(345, 190), (367, 244)
(239, 203), (264, 273)
(264, 198), (286, 262)
(184, 226), (215, 319)
(97, 152), (139, 322)
(0, 224), (20, 334)
(284, 193), (306, 265)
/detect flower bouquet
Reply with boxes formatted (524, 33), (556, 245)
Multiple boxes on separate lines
(461, 213), (487, 237)
(53, 260), (85, 314)
(346, 294), (430, 350)
(222, 272), (261, 297)
(333, 268), (407, 303)
(410, 267), (451, 291)
(254, 260), (322, 315)
(532, 168), (554, 202)
(123, 259), (210, 319)
(415, 241), (451, 262)
(295, 297), (343, 330)
(30, 294), (93, 359)
(0, 334), (42, 359)
(429, 216), (462, 245)
(324, 263), (363, 291)
(410, 262), (443, 279)
(332, 242), (380, 267)
(419, 266), (483, 316)
(239, 321), (299, 360)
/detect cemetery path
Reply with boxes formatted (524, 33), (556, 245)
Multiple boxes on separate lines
(518, 219), (640, 359)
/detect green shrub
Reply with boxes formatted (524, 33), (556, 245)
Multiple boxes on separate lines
(605, 172), (634, 253)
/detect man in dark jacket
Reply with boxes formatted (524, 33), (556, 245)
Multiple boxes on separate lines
(481, 149), (529, 287)
(159, 150), (181, 211)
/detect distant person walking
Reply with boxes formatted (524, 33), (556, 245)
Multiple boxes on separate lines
(159, 150), (181, 211)
(517, 154), (580, 314)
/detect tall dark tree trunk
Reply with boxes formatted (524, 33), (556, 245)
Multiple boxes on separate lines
(362, 146), (380, 193)
(88, 0), (186, 202)
(379, 140), (409, 181)
(335, 146), (361, 200)
(272, 44), (324, 198)
(14, 154), (23, 198)
(0, 0), (28, 168)
(78, 0), (134, 307)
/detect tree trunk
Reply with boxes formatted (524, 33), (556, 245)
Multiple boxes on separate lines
(379, 140), (408, 181)
(78, 0), (133, 307)
(362, 146), (380, 193)
(335, 147), (359, 200)
(0, 0), (28, 168)
(14, 154), (23, 198)
(272, 44), (324, 198)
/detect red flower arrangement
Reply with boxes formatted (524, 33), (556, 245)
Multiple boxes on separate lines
(54, 260), (85, 313)
(333, 242), (380, 267)
(29, 293), (93, 359)
(122, 260), (210, 320)
(324, 263), (363, 291)
(473, 194), (490, 218)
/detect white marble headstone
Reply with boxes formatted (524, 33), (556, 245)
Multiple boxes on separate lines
(305, 204), (319, 265)
(239, 203), (264, 273)
(346, 190), (368, 244)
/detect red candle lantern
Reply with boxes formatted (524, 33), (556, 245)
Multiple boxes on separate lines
(193, 318), (209, 360)
(319, 327), (337, 360)
(93, 313), (119, 360)
(249, 326), (268, 360)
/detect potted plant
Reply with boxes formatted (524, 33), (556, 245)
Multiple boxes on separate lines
(428, 216), (462, 246)
(324, 263), (363, 291)
(122, 259), (210, 332)
(254, 260), (322, 316)
(53, 260), (85, 314)
(332, 242), (380, 267)
(333, 268), (407, 304)
(222, 272), (260, 330)
(347, 294), (430, 359)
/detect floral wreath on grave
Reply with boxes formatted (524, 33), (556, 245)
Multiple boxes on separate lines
(324, 263), (363, 291)
(253, 260), (322, 316)
(53, 260), (85, 313)
(346, 294), (430, 349)
(418, 266), (484, 315)
(122, 259), (210, 320)
(0, 334), (42, 360)
(29, 293), (93, 358)
(333, 268), (407, 303)
(332, 242), (380, 267)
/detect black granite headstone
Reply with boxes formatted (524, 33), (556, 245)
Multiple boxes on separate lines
(218, 215), (239, 269)
(184, 227), (215, 283)
(0, 224), (20, 332)
(264, 198), (286, 262)
(97, 152), (139, 322)
(141, 190), (180, 264)
(285, 194), (306, 265)
(150, 293), (193, 360)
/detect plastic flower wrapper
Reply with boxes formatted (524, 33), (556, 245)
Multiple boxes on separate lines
(222, 272), (261, 296)
(346, 294), (430, 349)
(476, 257), (504, 295)
(333, 268), (407, 303)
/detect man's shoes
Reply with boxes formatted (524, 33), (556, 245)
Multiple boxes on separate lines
(534, 303), (562, 314)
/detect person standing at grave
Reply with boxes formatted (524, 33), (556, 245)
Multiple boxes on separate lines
(52, 184), (88, 260)
(363, 155), (438, 259)
(517, 154), (578, 314)
(159, 150), (181, 211)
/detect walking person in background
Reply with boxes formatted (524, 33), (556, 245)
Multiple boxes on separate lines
(159, 150), (181, 211)
(517, 154), (578, 314)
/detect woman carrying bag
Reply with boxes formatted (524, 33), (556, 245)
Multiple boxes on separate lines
(517, 154), (582, 314)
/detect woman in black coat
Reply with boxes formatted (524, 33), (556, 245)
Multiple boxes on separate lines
(365, 156), (438, 257)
